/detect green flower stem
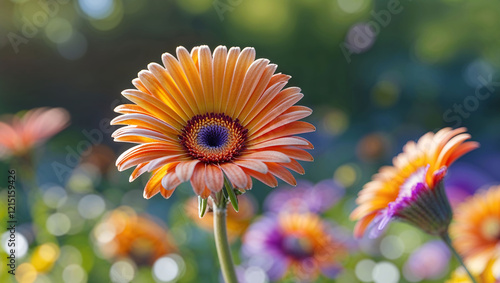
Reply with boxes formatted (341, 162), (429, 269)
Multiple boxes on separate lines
(213, 190), (238, 283)
(440, 233), (478, 283)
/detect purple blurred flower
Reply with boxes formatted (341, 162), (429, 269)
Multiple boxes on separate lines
(472, 148), (500, 180)
(403, 240), (451, 281)
(242, 213), (346, 282)
(264, 180), (345, 214)
(445, 162), (497, 207)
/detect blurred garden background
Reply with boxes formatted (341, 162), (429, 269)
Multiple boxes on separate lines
(1, 0), (500, 282)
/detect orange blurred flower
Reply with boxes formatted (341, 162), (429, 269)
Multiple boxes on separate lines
(185, 194), (256, 242)
(450, 186), (500, 274)
(111, 45), (314, 200)
(93, 207), (177, 266)
(0, 107), (69, 159)
(351, 128), (479, 238)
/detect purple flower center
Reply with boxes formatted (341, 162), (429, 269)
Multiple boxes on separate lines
(197, 125), (229, 148)
(282, 235), (314, 259)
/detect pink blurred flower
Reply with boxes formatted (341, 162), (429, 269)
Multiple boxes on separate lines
(0, 107), (69, 159)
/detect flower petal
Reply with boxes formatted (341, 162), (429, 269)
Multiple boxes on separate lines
(250, 107), (313, 140)
(241, 167), (278, 188)
(146, 154), (190, 172)
(264, 147), (314, 161)
(205, 164), (224, 192)
(248, 90), (304, 135)
(148, 63), (195, 117)
(249, 121), (315, 144)
(177, 46), (206, 113)
(138, 69), (189, 121)
(220, 47), (241, 115)
(212, 46), (228, 113)
(198, 46), (215, 112)
(236, 64), (277, 121)
(280, 159), (305, 174)
(247, 137), (310, 150)
(160, 186), (177, 199)
(221, 163), (247, 189)
(122, 89), (185, 129)
(234, 159), (268, 174)
(267, 163), (297, 186)
(144, 164), (175, 199)
(241, 81), (288, 126)
(224, 47), (255, 115)
(116, 143), (184, 171)
(130, 163), (148, 182)
(162, 52), (201, 114)
(161, 170), (182, 191)
(240, 151), (291, 163)
(190, 163), (206, 195)
(111, 113), (179, 137)
(175, 159), (200, 182)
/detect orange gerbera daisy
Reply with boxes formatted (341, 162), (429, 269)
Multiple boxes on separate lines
(450, 186), (500, 274)
(0, 107), (69, 159)
(111, 45), (314, 200)
(351, 128), (479, 238)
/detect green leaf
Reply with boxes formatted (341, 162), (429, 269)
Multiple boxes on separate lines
(224, 178), (239, 212)
(198, 196), (207, 218)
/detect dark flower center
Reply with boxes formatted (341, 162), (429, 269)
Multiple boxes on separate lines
(129, 238), (156, 266)
(197, 125), (229, 148)
(180, 113), (247, 164)
(282, 235), (314, 260)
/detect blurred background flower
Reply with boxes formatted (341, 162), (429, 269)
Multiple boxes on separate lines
(450, 186), (500, 275)
(242, 212), (348, 281)
(447, 256), (500, 283)
(445, 162), (497, 208)
(92, 206), (177, 266)
(0, 107), (69, 161)
(351, 128), (478, 238)
(403, 240), (451, 282)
